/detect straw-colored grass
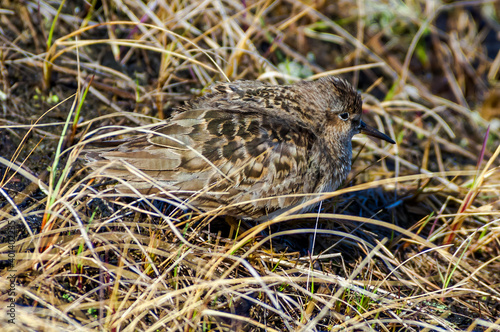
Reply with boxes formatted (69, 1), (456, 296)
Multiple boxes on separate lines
(1, 0), (499, 331)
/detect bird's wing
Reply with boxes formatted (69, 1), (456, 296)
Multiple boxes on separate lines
(88, 108), (314, 215)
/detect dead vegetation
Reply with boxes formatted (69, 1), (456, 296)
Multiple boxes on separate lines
(0, 0), (499, 331)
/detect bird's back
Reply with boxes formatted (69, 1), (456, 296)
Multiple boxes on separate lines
(87, 81), (331, 218)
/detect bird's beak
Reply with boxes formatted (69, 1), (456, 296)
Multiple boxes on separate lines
(359, 120), (395, 144)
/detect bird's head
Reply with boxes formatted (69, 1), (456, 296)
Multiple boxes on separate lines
(312, 76), (395, 146)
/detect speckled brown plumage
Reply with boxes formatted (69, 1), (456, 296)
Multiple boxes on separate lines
(87, 77), (394, 218)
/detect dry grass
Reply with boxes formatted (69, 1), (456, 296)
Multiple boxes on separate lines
(1, 0), (499, 331)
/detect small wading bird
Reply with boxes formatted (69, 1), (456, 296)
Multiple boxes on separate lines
(87, 77), (395, 219)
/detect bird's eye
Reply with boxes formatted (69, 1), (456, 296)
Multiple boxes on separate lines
(339, 112), (349, 121)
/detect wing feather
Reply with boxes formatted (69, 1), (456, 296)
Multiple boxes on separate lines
(87, 81), (318, 217)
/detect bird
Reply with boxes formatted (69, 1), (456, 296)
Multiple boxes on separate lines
(86, 76), (395, 219)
